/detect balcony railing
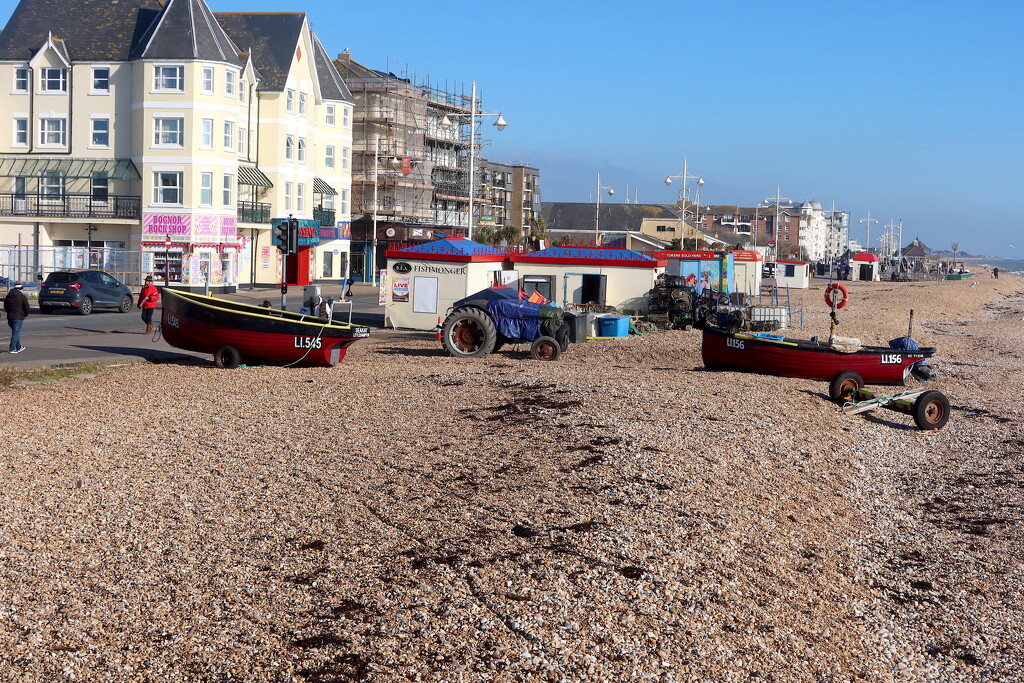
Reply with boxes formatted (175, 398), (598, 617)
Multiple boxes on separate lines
(237, 201), (271, 224)
(313, 207), (336, 227)
(0, 193), (140, 219)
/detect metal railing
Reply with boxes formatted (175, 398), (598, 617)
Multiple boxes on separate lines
(0, 193), (141, 219)
(1, 246), (147, 289)
(313, 207), (335, 227)
(237, 201), (271, 224)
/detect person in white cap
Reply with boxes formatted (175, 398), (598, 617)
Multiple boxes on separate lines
(4, 281), (30, 353)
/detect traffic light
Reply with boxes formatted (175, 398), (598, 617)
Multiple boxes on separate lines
(287, 218), (299, 255)
(274, 221), (289, 253)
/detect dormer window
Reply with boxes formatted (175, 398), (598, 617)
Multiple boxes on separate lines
(40, 68), (67, 92)
(154, 65), (184, 92)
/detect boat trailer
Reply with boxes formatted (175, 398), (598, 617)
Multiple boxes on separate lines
(828, 371), (950, 431)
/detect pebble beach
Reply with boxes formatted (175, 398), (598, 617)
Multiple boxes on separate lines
(1, 274), (1022, 682)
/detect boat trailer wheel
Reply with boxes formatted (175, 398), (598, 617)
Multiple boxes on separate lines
(829, 370), (865, 404)
(913, 390), (950, 431)
(214, 345), (242, 369)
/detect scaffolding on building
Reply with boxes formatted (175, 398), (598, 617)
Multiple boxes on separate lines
(337, 55), (487, 232)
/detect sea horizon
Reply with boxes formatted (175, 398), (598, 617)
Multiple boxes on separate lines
(962, 256), (1024, 274)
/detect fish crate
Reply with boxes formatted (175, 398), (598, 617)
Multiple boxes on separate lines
(748, 305), (789, 330)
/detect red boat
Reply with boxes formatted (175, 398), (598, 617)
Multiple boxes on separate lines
(701, 326), (936, 385)
(161, 289), (370, 368)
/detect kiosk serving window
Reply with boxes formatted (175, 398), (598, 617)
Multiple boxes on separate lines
(412, 276), (437, 314)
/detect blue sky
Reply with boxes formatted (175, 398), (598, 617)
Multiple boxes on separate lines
(4, 0), (1021, 256)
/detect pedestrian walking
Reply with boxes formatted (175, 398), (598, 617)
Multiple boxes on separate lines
(4, 282), (30, 353)
(137, 275), (160, 334)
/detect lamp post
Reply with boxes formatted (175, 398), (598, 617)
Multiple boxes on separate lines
(762, 186), (791, 261)
(664, 159), (703, 249)
(441, 81), (507, 241)
(371, 135), (380, 285)
(595, 172), (614, 246)
(859, 210), (878, 254)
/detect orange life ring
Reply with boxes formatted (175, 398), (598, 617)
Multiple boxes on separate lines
(825, 283), (849, 309)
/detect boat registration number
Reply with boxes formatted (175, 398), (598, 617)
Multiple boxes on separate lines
(726, 337), (745, 350)
(294, 336), (322, 349)
(880, 353), (902, 364)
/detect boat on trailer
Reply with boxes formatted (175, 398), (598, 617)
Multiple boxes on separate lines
(161, 289), (370, 368)
(701, 326), (936, 385)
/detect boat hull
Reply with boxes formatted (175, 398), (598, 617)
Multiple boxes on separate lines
(701, 326), (935, 385)
(161, 289), (370, 367)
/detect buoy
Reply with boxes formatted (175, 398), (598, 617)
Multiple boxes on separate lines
(824, 283), (849, 310)
(435, 316), (442, 341)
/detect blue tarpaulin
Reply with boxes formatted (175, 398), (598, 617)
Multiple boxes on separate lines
(889, 336), (920, 351)
(487, 299), (544, 342)
(453, 286), (520, 308)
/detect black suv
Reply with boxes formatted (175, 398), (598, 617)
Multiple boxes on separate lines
(39, 270), (134, 315)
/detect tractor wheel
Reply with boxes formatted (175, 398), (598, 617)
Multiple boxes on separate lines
(913, 390), (950, 431)
(530, 336), (562, 361)
(441, 307), (497, 358)
(829, 370), (864, 404)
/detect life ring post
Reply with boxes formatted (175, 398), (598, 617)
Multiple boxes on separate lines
(825, 283), (849, 310)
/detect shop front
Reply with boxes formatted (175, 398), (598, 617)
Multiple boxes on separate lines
(141, 213), (241, 293)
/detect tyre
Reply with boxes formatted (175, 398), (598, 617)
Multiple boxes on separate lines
(555, 323), (570, 352)
(530, 336), (562, 361)
(829, 370), (864, 404)
(119, 295), (134, 313)
(441, 307), (497, 358)
(913, 390), (950, 431)
(79, 297), (93, 316)
(214, 345), (242, 369)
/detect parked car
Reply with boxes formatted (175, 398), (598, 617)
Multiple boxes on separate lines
(39, 270), (134, 315)
(761, 262), (777, 279)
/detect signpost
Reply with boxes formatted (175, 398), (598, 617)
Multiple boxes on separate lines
(165, 234), (171, 285)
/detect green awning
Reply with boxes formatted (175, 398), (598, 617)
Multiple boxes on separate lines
(0, 157), (140, 179)
(313, 177), (337, 196)
(238, 165), (273, 187)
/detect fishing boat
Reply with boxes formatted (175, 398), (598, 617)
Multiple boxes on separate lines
(161, 289), (370, 368)
(701, 326), (936, 385)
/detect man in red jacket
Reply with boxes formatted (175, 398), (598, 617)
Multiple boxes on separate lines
(137, 275), (160, 334)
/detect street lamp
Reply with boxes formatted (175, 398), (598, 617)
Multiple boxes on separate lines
(440, 81), (507, 241)
(762, 186), (791, 261)
(859, 210), (878, 254)
(595, 172), (614, 246)
(664, 159), (703, 249)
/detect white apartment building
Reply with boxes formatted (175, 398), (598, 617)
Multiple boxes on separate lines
(0, 0), (354, 291)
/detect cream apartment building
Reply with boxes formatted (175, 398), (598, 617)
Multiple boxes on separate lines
(0, 0), (353, 291)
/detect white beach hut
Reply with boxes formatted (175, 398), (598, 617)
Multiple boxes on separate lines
(384, 238), (511, 330)
(775, 260), (811, 289)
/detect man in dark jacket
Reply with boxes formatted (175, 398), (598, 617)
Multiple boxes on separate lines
(4, 282), (30, 353)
